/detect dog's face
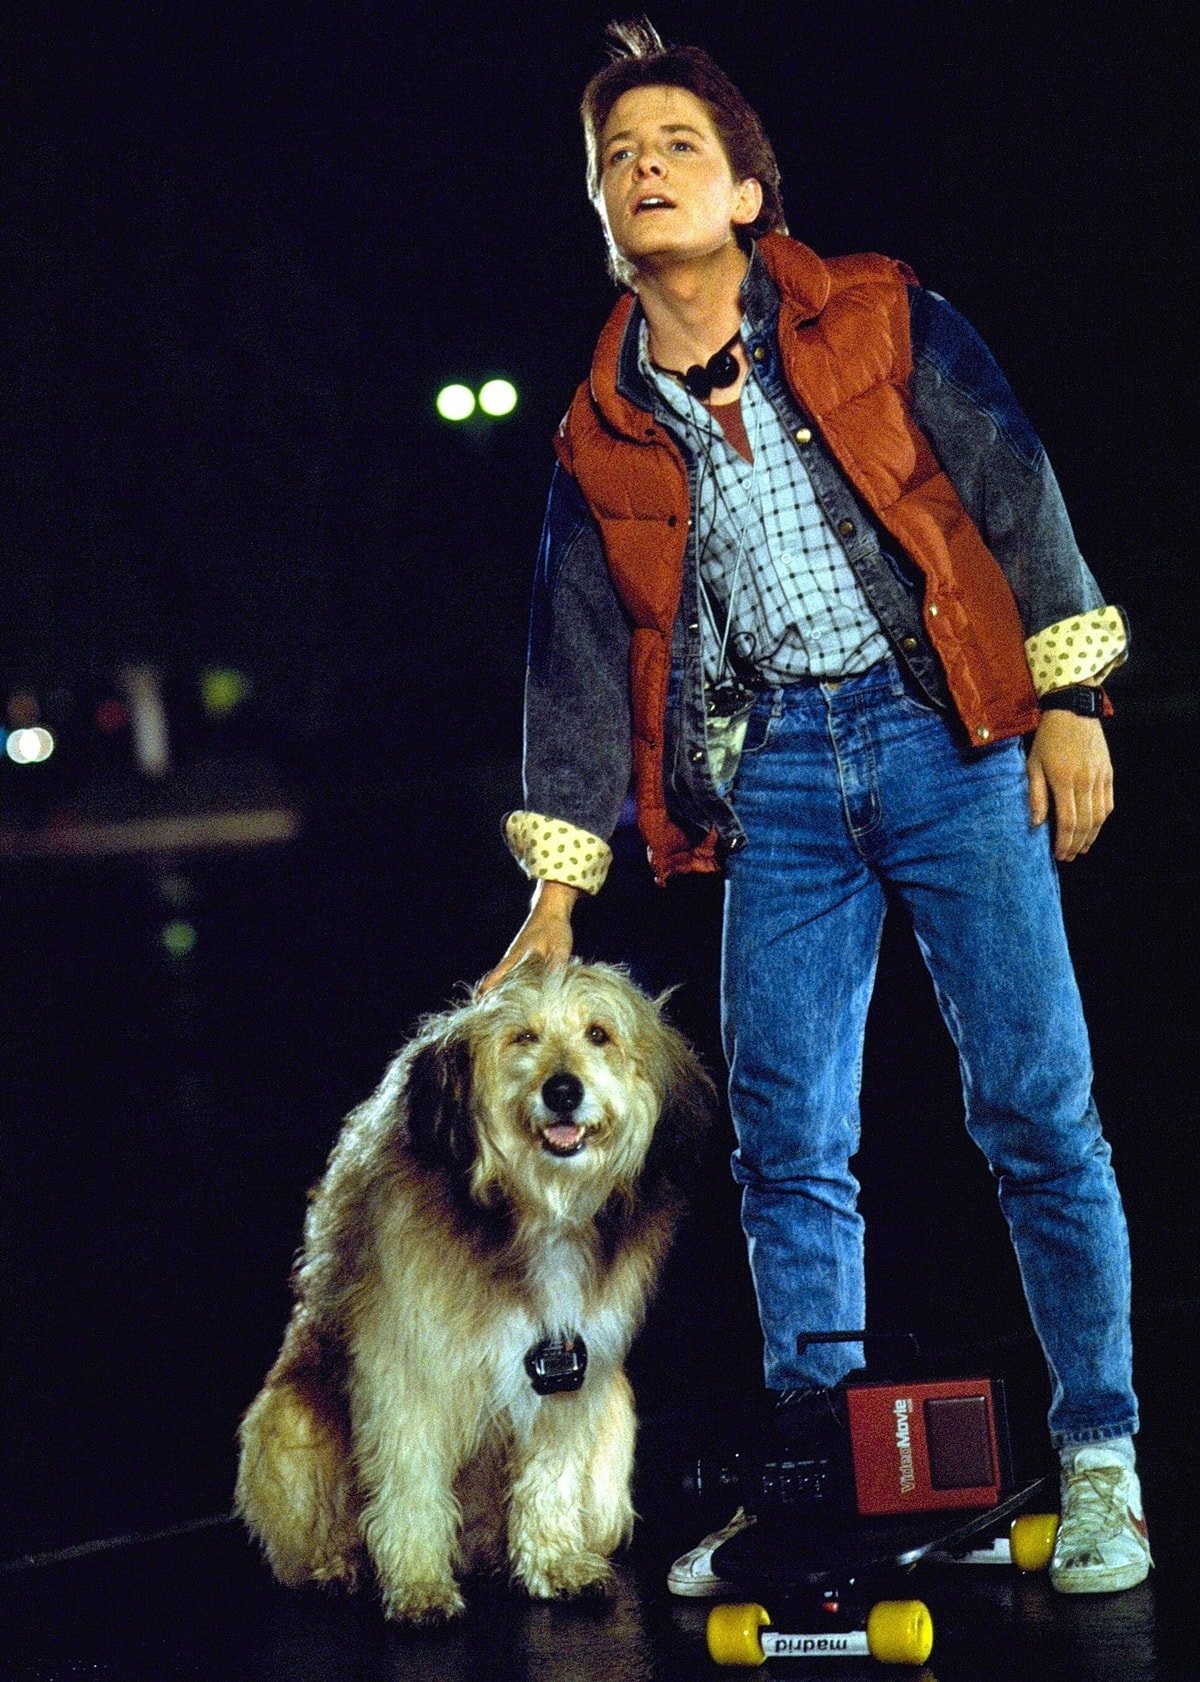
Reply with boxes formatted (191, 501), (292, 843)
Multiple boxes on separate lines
(477, 960), (663, 1182)
(402, 959), (713, 1224)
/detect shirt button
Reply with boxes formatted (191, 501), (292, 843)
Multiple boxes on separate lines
(838, 518), (856, 538)
(901, 636), (920, 652)
(689, 748), (705, 764)
(928, 602), (939, 618)
(794, 427), (813, 445)
(687, 621), (700, 634)
(975, 726), (991, 742)
(753, 345), (766, 363)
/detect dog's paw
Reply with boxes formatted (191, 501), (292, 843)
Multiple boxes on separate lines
(311, 1551), (360, 1591)
(516, 1550), (616, 1602)
(381, 1578), (466, 1625)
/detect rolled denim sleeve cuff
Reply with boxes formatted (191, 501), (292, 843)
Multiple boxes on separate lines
(1025, 605), (1129, 696)
(503, 811), (613, 895)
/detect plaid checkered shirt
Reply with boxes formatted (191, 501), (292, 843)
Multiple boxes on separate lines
(640, 321), (891, 687)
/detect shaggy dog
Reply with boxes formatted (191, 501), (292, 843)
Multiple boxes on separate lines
(235, 957), (714, 1623)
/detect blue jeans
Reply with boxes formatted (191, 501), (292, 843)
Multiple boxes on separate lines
(721, 656), (1137, 1449)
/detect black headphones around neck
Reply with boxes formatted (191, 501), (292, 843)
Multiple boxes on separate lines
(652, 330), (741, 400)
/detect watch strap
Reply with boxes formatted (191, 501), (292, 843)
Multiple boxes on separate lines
(1039, 684), (1105, 717)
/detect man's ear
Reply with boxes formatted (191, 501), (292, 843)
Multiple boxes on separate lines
(733, 177), (764, 229)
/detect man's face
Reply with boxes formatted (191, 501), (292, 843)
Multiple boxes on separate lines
(595, 85), (762, 276)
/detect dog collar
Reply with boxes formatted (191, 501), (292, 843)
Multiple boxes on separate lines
(524, 1334), (588, 1395)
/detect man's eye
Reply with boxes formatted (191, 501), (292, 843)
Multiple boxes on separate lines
(606, 148), (631, 167)
(670, 140), (695, 152)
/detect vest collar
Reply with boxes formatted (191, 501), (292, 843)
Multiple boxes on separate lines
(588, 235), (833, 441)
(751, 232), (832, 322)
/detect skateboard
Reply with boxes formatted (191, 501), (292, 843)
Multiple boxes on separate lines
(705, 1477), (1059, 1666)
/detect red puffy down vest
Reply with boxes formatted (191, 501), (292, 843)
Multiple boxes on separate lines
(555, 234), (1039, 882)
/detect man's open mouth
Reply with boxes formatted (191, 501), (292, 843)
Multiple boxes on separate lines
(541, 1122), (588, 1157)
(634, 195), (675, 213)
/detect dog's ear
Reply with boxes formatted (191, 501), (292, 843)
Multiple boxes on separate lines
(402, 1032), (477, 1176)
(642, 1030), (719, 1198)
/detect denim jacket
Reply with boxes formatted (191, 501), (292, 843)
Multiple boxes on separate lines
(519, 247), (1122, 868)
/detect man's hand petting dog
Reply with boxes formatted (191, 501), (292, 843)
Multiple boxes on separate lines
(481, 879), (580, 994)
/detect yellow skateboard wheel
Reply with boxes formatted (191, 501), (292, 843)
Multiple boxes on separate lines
(1010, 1511), (1060, 1572)
(866, 1599), (934, 1665)
(706, 1601), (770, 1666)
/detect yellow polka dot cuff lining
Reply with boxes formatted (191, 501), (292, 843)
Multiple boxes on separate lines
(503, 812), (613, 895)
(1025, 605), (1128, 697)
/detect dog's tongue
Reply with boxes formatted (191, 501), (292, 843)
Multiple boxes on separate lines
(543, 1122), (585, 1154)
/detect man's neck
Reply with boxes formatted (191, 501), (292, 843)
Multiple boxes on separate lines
(635, 240), (750, 373)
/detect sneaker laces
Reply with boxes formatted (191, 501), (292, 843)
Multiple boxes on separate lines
(1059, 1463), (1131, 1548)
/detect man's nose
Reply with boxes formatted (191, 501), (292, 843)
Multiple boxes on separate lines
(633, 151), (665, 179)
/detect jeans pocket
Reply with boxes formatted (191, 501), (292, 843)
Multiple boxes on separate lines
(738, 696), (779, 756)
(891, 671), (945, 719)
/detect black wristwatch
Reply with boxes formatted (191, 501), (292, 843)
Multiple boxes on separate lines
(1039, 684), (1105, 718)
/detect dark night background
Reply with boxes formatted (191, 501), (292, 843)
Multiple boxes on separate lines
(2, 0), (1195, 1600)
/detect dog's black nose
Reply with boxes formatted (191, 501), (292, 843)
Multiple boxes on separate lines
(542, 1072), (584, 1115)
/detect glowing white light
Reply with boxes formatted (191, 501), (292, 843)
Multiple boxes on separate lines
(478, 378), (518, 417)
(6, 726), (55, 765)
(436, 383), (476, 422)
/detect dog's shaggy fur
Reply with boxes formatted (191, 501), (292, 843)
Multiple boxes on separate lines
(235, 957), (714, 1623)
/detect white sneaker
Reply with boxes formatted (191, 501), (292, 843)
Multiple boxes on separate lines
(667, 1507), (756, 1597)
(1050, 1447), (1153, 1594)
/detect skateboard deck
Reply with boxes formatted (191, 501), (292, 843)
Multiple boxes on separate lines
(710, 1476), (1049, 1591)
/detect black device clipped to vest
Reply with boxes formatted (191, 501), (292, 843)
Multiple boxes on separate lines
(525, 1334), (588, 1395)
(652, 330), (741, 400)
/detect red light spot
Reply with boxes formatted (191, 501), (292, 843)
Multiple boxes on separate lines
(96, 699), (129, 733)
(7, 692), (38, 727)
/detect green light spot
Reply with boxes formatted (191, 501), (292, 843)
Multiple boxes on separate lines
(478, 378), (518, 417)
(436, 383), (476, 422)
(201, 668), (250, 717)
(162, 919), (198, 959)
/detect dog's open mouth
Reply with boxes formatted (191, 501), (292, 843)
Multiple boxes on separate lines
(541, 1122), (588, 1157)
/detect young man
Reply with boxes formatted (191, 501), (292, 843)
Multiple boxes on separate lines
(485, 22), (1149, 1595)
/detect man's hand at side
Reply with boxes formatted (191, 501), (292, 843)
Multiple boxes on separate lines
(1026, 709), (1113, 861)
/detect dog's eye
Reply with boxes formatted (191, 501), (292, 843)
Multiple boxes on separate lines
(585, 1024), (610, 1046)
(511, 1029), (539, 1046)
